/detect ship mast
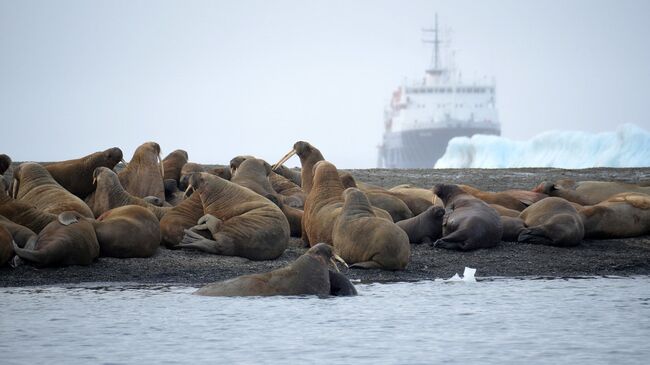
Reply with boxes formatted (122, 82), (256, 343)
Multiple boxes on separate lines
(423, 13), (444, 77)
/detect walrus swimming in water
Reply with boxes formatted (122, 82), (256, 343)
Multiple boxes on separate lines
(195, 243), (355, 297)
(432, 183), (503, 251)
(518, 197), (584, 246)
(578, 192), (650, 239)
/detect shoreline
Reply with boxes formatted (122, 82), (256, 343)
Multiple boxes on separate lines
(1, 167), (650, 287)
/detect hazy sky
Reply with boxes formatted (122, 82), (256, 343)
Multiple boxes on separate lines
(2, 0), (649, 168)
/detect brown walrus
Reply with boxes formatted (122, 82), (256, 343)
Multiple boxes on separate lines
(0, 154), (11, 175)
(0, 182), (56, 234)
(343, 175), (433, 216)
(0, 225), (12, 266)
(273, 165), (302, 187)
(12, 211), (99, 267)
(269, 171), (305, 208)
(518, 197), (584, 246)
(432, 183), (503, 251)
(500, 216), (526, 241)
(12, 162), (94, 218)
(118, 142), (165, 200)
(396, 205), (445, 244)
(45, 147), (124, 199)
(162, 149), (189, 184)
(339, 173), (413, 222)
(159, 193), (205, 248)
(533, 179), (650, 205)
(178, 162), (206, 191)
(579, 192), (650, 239)
(458, 184), (528, 211)
(195, 243), (355, 297)
(207, 166), (232, 181)
(0, 215), (38, 262)
(178, 172), (289, 260)
(333, 188), (410, 270)
(273, 141), (324, 194)
(90, 167), (170, 220)
(94, 205), (161, 258)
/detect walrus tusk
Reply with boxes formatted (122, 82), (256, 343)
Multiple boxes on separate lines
(92, 177), (97, 186)
(272, 149), (297, 171)
(333, 253), (348, 268)
(433, 194), (438, 206)
(158, 153), (164, 177)
(11, 178), (18, 199)
(184, 184), (194, 198)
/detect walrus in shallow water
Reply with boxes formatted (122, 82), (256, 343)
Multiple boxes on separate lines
(396, 205), (445, 244)
(90, 167), (170, 220)
(12, 162), (94, 218)
(578, 192), (650, 239)
(162, 149), (189, 184)
(333, 188), (410, 270)
(0, 154), (11, 175)
(118, 142), (165, 200)
(518, 197), (584, 246)
(533, 179), (650, 206)
(195, 243), (355, 297)
(12, 211), (99, 267)
(94, 205), (161, 258)
(45, 147), (124, 200)
(432, 183), (503, 251)
(178, 172), (289, 260)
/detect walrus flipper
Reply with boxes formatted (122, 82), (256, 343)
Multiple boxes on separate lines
(178, 229), (220, 253)
(517, 228), (554, 245)
(349, 261), (382, 269)
(431, 238), (463, 250)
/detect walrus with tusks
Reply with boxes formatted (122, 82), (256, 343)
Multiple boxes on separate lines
(432, 183), (503, 251)
(195, 243), (355, 297)
(178, 172), (289, 260)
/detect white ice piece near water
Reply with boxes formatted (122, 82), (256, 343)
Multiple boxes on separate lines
(434, 123), (650, 168)
(444, 267), (477, 283)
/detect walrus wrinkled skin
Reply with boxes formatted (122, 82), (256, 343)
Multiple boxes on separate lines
(533, 179), (650, 206)
(12, 162), (94, 218)
(579, 193), (650, 239)
(273, 165), (302, 187)
(0, 184), (56, 233)
(0, 215), (38, 252)
(159, 193), (205, 248)
(93, 205), (161, 258)
(195, 243), (355, 297)
(178, 173), (289, 260)
(90, 167), (170, 220)
(269, 171), (305, 208)
(396, 206), (445, 244)
(162, 149), (189, 184)
(265, 194), (303, 237)
(0, 225), (12, 266)
(118, 141), (165, 200)
(518, 197), (584, 246)
(333, 188), (410, 270)
(45, 147), (123, 199)
(0, 154), (11, 175)
(12, 211), (99, 267)
(432, 183), (503, 251)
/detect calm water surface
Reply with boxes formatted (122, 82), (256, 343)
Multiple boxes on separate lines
(1, 277), (649, 364)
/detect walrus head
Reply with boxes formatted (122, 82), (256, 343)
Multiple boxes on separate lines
(532, 181), (556, 194)
(184, 172), (210, 197)
(307, 243), (348, 272)
(432, 183), (464, 205)
(339, 172), (357, 189)
(101, 147), (125, 169)
(92, 166), (120, 187)
(0, 154), (11, 175)
(209, 166), (232, 181)
(272, 141), (322, 171)
(131, 142), (163, 177)
(229, 155), (255, 174)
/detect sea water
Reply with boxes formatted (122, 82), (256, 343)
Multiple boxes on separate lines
(1, 277), (649, 364)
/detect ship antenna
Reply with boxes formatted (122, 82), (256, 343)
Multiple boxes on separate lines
(423, 13), (443, 75)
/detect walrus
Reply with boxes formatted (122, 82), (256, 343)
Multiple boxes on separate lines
(90, 167), (170, 220)
(273, 141), (324, 194)
(162, 149), (189, 184)
(93, 205), (161, 258)
(533, 179), (650, 206)
(343, 174), (434, 216)
(0, 182), (57, 233)
(458, 184), (528, 211)
(389, 184), (444, 208)
(432, 183), (503, 251)
(0, 215), (38, 252)
(303, 161), (391, 247)
(118, 141), (165, 200)
(178, 172), (289, 260)
(332, 188), (410, 270)
(579, 192), (650, 239)
(45, 147), (124, 199)
(12, 211), (99, 267)
(265, 194), (303, 237)
(269, 171), (306, 208)
(159, 192), (205, 248)
(490, 204), (521, 217)
(207, 166), (232, 181)
(12, 162), (94, 218)
(178, 162), (206, 191)
(518, 197), (584, 246)
(230, 158), (278, 198)
(163, 179), (185, 206)
(273, 165), (302, 187)
(0, 225), (12, 266)
(229, 155), (256, 175)
(339, 173), (413, 222)
(195, 243), (355, 297)
(396, 205), (445, 244)
(500, 216), (526, 241)
(0, 154), (11, 175)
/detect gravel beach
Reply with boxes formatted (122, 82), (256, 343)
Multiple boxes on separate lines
(2, 167), (650, 287)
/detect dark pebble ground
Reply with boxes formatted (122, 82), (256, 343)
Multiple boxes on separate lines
(2, 167), (650, 287)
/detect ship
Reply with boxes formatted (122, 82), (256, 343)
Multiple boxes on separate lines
(377, 15), (501, 168)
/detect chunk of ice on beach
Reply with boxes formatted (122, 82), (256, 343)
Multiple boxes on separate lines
(445, 267), (477, 283)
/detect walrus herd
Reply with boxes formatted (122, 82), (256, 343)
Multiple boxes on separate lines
(1, 141), (649, 297)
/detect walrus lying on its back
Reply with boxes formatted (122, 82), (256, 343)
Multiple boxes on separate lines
(195, 243), (356, 297)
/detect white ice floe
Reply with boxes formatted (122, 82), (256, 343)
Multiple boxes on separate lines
(444, 267), (477, 283)
(434, 123), (650, 168)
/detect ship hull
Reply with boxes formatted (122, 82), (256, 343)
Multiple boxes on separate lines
(379, 127), (500, 168)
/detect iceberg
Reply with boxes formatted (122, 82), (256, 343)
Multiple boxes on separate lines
(434, 124), (650, 168)
(444, 267), (477, 283)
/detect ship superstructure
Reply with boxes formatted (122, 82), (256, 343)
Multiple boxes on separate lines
(378, 15), (501, 168)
